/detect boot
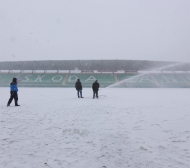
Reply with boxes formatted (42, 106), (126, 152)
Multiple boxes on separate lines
(15, 101), (20, 106)
(7, 103), (10, 107)
(15, 100), (20, 106)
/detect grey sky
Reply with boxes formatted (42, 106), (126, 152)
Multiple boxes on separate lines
(0, 0), (190, 62)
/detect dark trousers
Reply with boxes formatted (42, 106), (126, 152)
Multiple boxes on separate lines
(77, 90), (82, 98)
(8, 91), (18, 105)
(93, 90), (98, 98)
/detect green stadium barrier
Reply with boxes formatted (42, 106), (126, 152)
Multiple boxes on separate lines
(1, 73), (190, 88)
(151, 73), (188, 88)
(18, 74), (66, 87)
(65, 73), (115, 87)
(116, 74), (137, 81)
(0, 73), (19, 86)
(114, 74), (158, 88)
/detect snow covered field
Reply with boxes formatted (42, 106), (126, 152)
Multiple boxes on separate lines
(0, 87), (190, 168)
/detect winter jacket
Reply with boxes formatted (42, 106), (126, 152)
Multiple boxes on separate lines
(10, 78), (18, 92)
(92, 81), (99, 91)
(75, 80), (82, 90)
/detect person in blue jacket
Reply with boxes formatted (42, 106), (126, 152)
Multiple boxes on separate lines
(7, 78), (20, 106)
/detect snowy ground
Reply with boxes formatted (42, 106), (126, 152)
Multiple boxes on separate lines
(0, 87), (190, 168)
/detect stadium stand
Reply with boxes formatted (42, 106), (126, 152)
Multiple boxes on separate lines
(0, 60), (176, 71)
(1, 72), (190, 88)
(0, 60), (190, 88)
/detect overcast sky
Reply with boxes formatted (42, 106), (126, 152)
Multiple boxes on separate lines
(0, 0), (190, 62)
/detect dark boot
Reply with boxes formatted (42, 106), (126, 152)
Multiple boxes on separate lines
(15, 100), (20, 106)
(7, 103), (10, 107)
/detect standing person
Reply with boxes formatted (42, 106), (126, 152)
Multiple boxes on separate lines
(92, 80), (99, 99)
(75, 79), (83, 98)
(7, 78), (20, 106)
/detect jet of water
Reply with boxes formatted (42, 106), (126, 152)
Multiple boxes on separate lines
(107, 62), (190, 88)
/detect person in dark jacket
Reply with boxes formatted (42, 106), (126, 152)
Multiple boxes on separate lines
(92, 80), (99, 99)
(75, 79), (83, 98)
(7, 78), (20, 106)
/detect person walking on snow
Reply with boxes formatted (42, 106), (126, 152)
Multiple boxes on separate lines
(75, 79), (83, 98)
(7, 78), (20, 106)
(92, 80), (99, 99)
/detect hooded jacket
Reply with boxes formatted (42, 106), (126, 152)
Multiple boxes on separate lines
(10, 78), (18, 92)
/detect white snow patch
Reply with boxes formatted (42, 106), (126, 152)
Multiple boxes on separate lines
(0, 88), (190, 168)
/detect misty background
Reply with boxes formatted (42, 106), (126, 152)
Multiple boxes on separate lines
(0, 0), (190, 62)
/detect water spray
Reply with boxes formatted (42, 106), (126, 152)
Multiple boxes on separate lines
(106, 62), (190, 88)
